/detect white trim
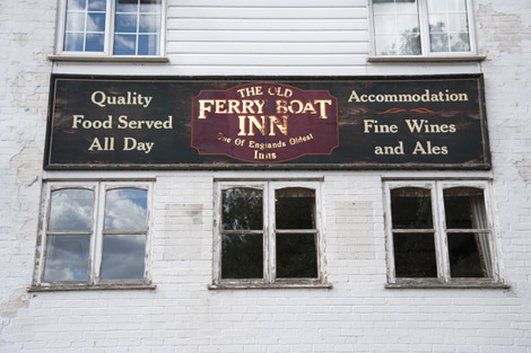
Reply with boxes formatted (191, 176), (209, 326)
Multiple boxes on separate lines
(55, 0), (167, 58)
(384, 179), (504, 287)
(212, 180), (327, 287)
(32, 180), (153, 289)
(368, 0), (479, 59)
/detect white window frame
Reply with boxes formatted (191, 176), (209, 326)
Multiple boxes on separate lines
(384, 180), (506, 288)
(31, 180), (154, 290)
(55, 0), (167, 57)
(368, 0), (479, 58)
(211, 180), (330, 289)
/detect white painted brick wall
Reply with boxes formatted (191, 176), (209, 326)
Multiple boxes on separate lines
(1, 0), (531, 352)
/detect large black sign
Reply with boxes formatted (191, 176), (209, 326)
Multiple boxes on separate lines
(45, 74), (490, 170)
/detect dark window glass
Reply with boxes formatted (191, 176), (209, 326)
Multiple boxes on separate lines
(275, 188), (315, 230)
(138, 34), (159, 55)
(67, 0), (87, 11)
(43, 235), (90, 282)
(448, 233), (490, 278)
(222, 188), (263, 230)
(276, 233), (318, 278)
(86, 33), (105, 51)
(64, 33), (84, 51)
(391, 187), (433, 229)
(66, 13), (85, 31)
(140, 0), (161, 13)
(87, 13), (106, 31)
(444, 187), (486, 229)
(116, 0), (138, 12)
(393, 233), (437, 278)
(113, 34), (136, 54)
(88, 0), (106, 11)
(115, 14), (137, 32)
(49, 189), (94, 233)
(221, 234), (263, 279)
(101, 234), (145, 280)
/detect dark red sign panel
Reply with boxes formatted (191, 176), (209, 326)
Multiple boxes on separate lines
(191, 83), (338, 163)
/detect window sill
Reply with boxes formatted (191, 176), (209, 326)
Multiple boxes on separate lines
(367, 55), (486, 63)
(48, 54), (169, 63)
(385, 281), (510, 289)
(28, 283), (157, 292)
(208, 282), (333, 290)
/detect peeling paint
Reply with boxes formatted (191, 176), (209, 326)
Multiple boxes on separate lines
(0, 289), (30, 319)
(515, 160), (531, 183)
(477, 4), (531, 54)
(12, 33), (29, 47)
(8, 143), (41, 187)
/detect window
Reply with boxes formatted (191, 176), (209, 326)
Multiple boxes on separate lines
(58, 0), (165, 56)
(32, 181), (152, 289)
(370, 0), (476, 57)
(212, 181), (328, 288)
(384, 181), (504, 287)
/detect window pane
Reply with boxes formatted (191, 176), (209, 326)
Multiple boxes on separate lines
(139, 0), (161, 13)
(113, 34), (136, 54)
(138, 34), (159, 55)
(67, 0), (86, 11)
(64, 33), (84, 51)
(426, 0), (446, 13)
(49, 189), (94, 232)
(43, 235), (90, 282)
(430, 33), (449, 52)
(373, 0), (420, 55)
(101, 234), (145, 280)
(116, 0), (138, 12)
(88, 0), (106, 11)
(221, 233), (263, 279)
(448, 233), (491, 278)
(450, 33), (470, 52)
(222, 188), (263, 230)
(393, 233), (437, 278)
(427, 1), (470, 53)
(443, 187), (487, 229)
(391, 187), (433, 229)
(447, 0), (466, 13)
(276, 233), (318, 278)
(85, 33), (105, 51)
(66, 13), (86, 32)
(104, 188), (148, 232)
(275, 188), (315, 230)
(87, 13), (106, 31)
(139, 14), (160, 32)
(115, 14), (137, 32)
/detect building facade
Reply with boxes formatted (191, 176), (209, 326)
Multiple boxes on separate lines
(1, 0), (531, 352)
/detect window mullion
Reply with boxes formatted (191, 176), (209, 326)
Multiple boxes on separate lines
(213, 184), (221, 284)
(92, 183), (106, 284)
(383, 184), (397, 283)
(418, 0), (431, 56)
(37, 185), (54, 283)
(106, 0), (114, 55)
(266, 183), (275, 284)
(434, 182), (451, 282)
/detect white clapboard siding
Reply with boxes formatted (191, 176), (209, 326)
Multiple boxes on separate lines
(167, 31), (368, 43)
(163, 0), (370, 73)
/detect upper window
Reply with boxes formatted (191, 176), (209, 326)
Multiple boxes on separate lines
(32, 181), (152, 289)
(212, 181), (328, 288)
(371, 0), (475, 56)
(59, 0), (164, 56)
(384, 181), (504, 287)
